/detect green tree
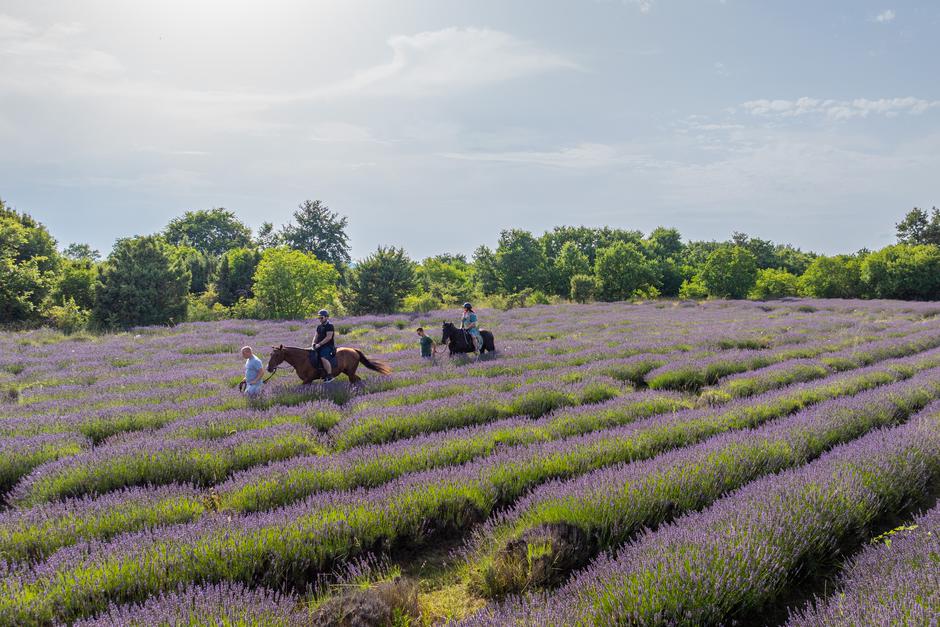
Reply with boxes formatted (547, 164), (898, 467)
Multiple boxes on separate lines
(860, 244), (940, 300)
(554, 241), (591, 297)
(594, 241), (659, 301)
(279, 200), (351, 269)
(255, 222), (281, 250)
(0, 202), (60, 322)
(346, 247), (416, 314)
(472, 245), (501, 296)
(62, 243), (100, 262)
(645, 227), (684, 260)
(170, 244), (215, 293)
(163, 208), (252, 257)
(750, 268), (800, 299)
(215, 247), (261, 306)
(52, 259), (97, 310)
(700, 245), (758, 299)
(799, 256), (862, 299)
(94, 236), (191, 328)
(415, 256), (474, 304)
(252, 247), (339, 320)
(896, 207), (940, 246)
(496, 229), (549, 294)
(570, 274), (596, 303)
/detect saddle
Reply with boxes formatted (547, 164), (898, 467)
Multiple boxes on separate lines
(308, 348), (338, 373)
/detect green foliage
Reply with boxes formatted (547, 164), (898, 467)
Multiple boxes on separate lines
(496, 229), (549, 293)
(254, 221), (280, 250)
(645, 227), (684, 259)
(860, 244), (940, 300)
(554, 241), (591, 297)
(0, 202), (60, 322)
(170, 244), (215, 293)
(94, 236), (191, 328)
(402, 293), (441, 313)
(570, 274), (596, 303)
(415, 256), (474, 305)
(472, 245), (501, 296)
(799, 255), (862, 298)
(52, 259), (97, 310)
(46, 298), (90, 334)
(750, 268), (800, 300)
(163, 208), (252, 257)
(895, 206), (940, 246)
(678, 276), (709, 300)
(279, 200), (351, 269)
(346, 247), (416, 314)
(215, 247), (261, 306)
(252, 247), (340, 320)
(62, 243), (100, 262)
(700, 245), (758, 299)
(594, 241), (659, 301)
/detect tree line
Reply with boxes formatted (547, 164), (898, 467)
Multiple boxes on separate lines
(2, 197), (940, 332)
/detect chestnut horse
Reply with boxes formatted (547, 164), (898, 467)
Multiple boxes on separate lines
(266, 345), (391, 384)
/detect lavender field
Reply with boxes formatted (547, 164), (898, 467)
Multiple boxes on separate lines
(1, 299), (939, 626)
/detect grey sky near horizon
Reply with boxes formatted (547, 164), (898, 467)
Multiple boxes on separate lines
(1, 0), (938, 260)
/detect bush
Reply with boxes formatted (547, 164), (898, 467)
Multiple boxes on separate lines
(678, 277), (709, 299)
(253, 247), (339, 319)
(402, 293), (441, 313)
(700, 245), (758, 299)
(798, 255), (862, 298)
(750, 268), (800, 299)
(46, 298), (89, 335)
(570, 274), (596, 303)
(93, 236), (190, 328)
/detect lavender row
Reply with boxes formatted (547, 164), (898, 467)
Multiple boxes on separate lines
(464, 371), (940, 597)
(8, 423), (324, 506)
(462, 402), (940, 625)
(4, 364), (940, 623)
(2, 349), (932, 565)
(787, 499), (940, 626)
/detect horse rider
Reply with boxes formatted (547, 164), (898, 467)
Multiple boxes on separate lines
(461, 302), (484, 354)
(240, 346), (265, 397)
(312, 309), (336, 382)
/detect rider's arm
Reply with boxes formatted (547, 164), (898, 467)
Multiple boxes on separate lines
(319, 331), (334, 346)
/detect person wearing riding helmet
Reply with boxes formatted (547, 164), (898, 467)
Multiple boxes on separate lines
(461, 302), (484, 354)
(312, 309), (336, 382)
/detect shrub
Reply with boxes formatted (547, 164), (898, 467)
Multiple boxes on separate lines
(570, 274), (596, 303)
(678, 277), (709, 299)
(252, 247), (339, 320)
(750, 268), (800, 299)
(402, 293), (441, 313)
(46, 298), (89, 335)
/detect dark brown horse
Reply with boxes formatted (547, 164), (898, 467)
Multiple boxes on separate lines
(266, 345), (391, 384)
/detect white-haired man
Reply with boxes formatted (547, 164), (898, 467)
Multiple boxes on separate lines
(240, 346), (264, 397)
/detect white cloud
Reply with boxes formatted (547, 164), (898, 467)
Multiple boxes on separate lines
(441, 142), (675, 170)
(874, 10), (896, 23)
(312, 27), (578, 99)
(0, 13), (123, 76)
(741, 96), (939, 120)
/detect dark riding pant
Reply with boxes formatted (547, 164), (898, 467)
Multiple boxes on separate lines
(311, 346), (337, 372)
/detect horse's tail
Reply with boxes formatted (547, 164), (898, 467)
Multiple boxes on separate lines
(355, 349), (392, 375)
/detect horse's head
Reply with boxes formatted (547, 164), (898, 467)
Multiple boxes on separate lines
(267, 344), (286, 373)
(441, 321), (455, 344)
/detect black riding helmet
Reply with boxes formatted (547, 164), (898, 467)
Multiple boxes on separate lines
(463, 302), (473, 311)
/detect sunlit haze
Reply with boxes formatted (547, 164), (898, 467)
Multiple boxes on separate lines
(2, 0), (938, 258)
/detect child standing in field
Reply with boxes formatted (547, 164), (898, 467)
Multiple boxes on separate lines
(417, 327), (436, 358)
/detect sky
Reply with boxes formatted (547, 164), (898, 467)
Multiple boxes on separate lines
(1, 0), (939, 260)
